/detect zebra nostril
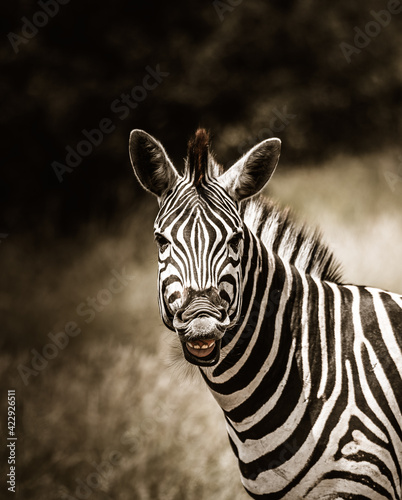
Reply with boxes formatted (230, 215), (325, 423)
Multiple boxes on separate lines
(175, 309), (184, 322)
(218, 307), (227, 322)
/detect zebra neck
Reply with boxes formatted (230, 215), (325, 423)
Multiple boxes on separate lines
(200, 228), (305, 419)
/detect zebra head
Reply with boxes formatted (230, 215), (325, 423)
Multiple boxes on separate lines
(129, 129), (281, 366)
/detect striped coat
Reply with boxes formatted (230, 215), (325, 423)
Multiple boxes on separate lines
(129, 128), (402, 499)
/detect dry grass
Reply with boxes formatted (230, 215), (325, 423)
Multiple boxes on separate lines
(1, 151), (401, 499)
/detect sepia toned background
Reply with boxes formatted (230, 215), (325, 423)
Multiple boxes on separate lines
(1, 1), (402, 498)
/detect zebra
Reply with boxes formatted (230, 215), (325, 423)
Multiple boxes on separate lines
(128, 128), (402, 499)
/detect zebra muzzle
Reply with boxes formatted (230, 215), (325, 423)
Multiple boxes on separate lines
(173, 296), (229, 365)
(173, 297), (229, 335)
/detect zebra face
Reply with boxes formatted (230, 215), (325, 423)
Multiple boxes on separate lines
(154, 181), (244, 365)
(129, 128), (281, 366)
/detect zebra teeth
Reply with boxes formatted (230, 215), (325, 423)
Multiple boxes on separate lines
(187, 340), (216, 350)
(187, 342), (201, 349)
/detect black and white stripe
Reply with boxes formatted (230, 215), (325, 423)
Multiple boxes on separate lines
(129, 128), (402, 499)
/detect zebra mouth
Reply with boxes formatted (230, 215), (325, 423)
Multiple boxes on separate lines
(177, 315), (224, 366)
(183, 338), (221, 366)
(186, 338), (216, 358)
(173, 297), (228, 366)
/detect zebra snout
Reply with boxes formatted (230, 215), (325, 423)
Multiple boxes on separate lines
(175, 297), (227, 323)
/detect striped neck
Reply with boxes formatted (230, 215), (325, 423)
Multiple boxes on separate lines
(200, 226), (302, 414)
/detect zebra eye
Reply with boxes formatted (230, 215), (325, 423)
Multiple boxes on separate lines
(228, 232), (243, 252)
(155, 233), (170, 251)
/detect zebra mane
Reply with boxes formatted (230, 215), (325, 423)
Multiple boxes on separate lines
(241, 195), (343, 283)
(185, 129), (222, 186)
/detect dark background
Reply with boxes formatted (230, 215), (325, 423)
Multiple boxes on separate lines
(2, 0), (402, 240)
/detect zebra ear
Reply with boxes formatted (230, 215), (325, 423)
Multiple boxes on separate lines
(218, 138), (281, 201)
(129, 130), (179, 198)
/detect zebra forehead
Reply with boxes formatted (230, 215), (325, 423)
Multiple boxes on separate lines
(157, 198), (241, 234)
(156, 176), (242, 232)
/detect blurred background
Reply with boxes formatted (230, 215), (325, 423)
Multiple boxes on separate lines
(1, 0), (402, 498)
